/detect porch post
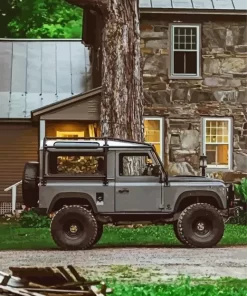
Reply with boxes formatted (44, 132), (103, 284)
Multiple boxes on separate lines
(39, 120), (46, 147)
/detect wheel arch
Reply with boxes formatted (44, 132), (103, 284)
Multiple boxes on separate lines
(174, 190), (224, 212)
(47, 192), (98, 214)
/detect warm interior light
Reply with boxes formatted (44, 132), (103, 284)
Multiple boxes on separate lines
(56, 131), (85, 138)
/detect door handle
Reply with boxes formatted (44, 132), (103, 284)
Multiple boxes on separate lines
(118, 189), (129, 193)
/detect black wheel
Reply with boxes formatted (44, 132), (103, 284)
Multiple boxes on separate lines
(173, 221), (186, 244)
(88, 222), (104, 249)
(94, 222), (104, 245)
(50, 205), (98, 250)
(177, 203), (224, 248)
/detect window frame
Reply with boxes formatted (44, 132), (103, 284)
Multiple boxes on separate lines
(46, 151), (105, 177)
(202, 117), (233, 170)
(118, 152), (159, 177)
(169, 23), (201, 79)
(144, 116), (164, 163)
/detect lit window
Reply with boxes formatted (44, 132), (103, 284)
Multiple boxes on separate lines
(144, 117), (163, 162)
(170, 24), (201, 78)
(202, 118), (233, 169)
(56, 131), (84, 138)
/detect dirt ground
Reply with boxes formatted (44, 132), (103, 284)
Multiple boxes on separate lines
(1, 247), (247, 282)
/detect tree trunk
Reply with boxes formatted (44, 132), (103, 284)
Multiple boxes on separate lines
(66, 0), (144, 142)
(100, 0), (144, 142)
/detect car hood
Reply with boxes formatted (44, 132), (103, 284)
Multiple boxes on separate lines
(169, 175), (225, 184)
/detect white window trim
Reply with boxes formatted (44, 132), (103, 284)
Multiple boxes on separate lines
(144, 117), (164, 163)
(170, 24), (201, 79)
(202, 117), (233, 170)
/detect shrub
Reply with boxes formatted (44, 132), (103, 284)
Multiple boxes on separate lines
(19, 210), (50, 228)
(234, 178), (247, 202)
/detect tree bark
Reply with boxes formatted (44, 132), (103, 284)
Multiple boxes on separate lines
(100, 0), (144, 142)
(66, 0), (144, 142)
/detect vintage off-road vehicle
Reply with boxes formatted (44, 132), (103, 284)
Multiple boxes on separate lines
(22, 137), (239, 250)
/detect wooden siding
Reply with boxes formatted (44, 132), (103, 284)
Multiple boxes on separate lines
(0, 123), (38, 203)
(40, 96), (100, 121)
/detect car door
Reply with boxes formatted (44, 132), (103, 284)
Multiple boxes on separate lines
(115, 151), (162, 212)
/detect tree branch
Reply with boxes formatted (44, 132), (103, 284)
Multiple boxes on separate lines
(66, 0), (108, 11)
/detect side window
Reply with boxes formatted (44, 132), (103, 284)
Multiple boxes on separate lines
(48, 152), (105, 175)
(119, 153), (157, 177)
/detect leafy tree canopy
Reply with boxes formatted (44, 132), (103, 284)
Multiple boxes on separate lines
(0, 0), (82, 38)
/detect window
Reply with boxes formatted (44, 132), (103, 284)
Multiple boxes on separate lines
(119, 153), (159, 177)
(48, 152), (105, 175)
(56, 124), (97, 138)
(144, 117), (164, 162)
(202, 118), (233, 169)
(56, 131), (84, 138)
(170, 24), (201, 78)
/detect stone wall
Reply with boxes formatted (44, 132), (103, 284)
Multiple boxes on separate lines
(141, 16), (247, 180)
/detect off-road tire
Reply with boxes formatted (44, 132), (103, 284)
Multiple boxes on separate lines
(94, 222), (104, 245)
(88, 222), (104, 249)
(173, 221), (186, 244)
(50, 205), (98, 250)
(177, 203), (224, 248)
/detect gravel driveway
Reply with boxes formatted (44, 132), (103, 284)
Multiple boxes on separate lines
(1, 247), (247, 282)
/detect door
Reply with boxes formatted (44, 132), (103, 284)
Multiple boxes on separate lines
(115, 151), (162, 212)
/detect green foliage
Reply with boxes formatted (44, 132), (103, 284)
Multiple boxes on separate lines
(19, 210), (50, 228)
(235, 178), (247, 202)
(0, 0), (19, 37)
(110, 278), (247, 296)
(4, 0), (82, 38)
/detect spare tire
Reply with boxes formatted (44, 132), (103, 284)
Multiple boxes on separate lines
(22, 161), (39, 208)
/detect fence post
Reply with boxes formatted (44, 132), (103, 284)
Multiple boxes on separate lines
(12, 186), (17, 215)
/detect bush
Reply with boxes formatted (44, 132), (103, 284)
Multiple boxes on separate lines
(228, 213), (247, 225)
(19, 210), (50, 228)
(234, 178), (247, 202)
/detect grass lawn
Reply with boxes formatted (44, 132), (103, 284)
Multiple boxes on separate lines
(1, 222), (247, 250)
(109, 278), (247, 296)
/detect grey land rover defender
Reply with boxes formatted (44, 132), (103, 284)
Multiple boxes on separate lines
(22, 137), (239, 250)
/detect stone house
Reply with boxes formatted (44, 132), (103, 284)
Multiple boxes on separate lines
(78, 0), (247, 180)
(0, 1), (246, 213)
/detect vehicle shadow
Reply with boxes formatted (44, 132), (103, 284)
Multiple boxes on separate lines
(93, 243), (247, 250)
(94, 243), (186, 249)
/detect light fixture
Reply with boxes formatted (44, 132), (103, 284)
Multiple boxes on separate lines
(199, 154), (207, 177)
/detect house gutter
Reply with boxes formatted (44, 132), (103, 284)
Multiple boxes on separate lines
(140, 9), (247, 16)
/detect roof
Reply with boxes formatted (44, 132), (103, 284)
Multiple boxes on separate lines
(41, 137), (151, 149)
(140, 0), (247, 10)
(31, 87), (101, 120)
(0, 39), (91, 119)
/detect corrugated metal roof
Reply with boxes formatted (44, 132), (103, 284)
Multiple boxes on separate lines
(139, 0), (247, 10)
(0, 40), (91, 119)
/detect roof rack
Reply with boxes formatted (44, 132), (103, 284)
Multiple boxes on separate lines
(44, 136), (150, 146)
